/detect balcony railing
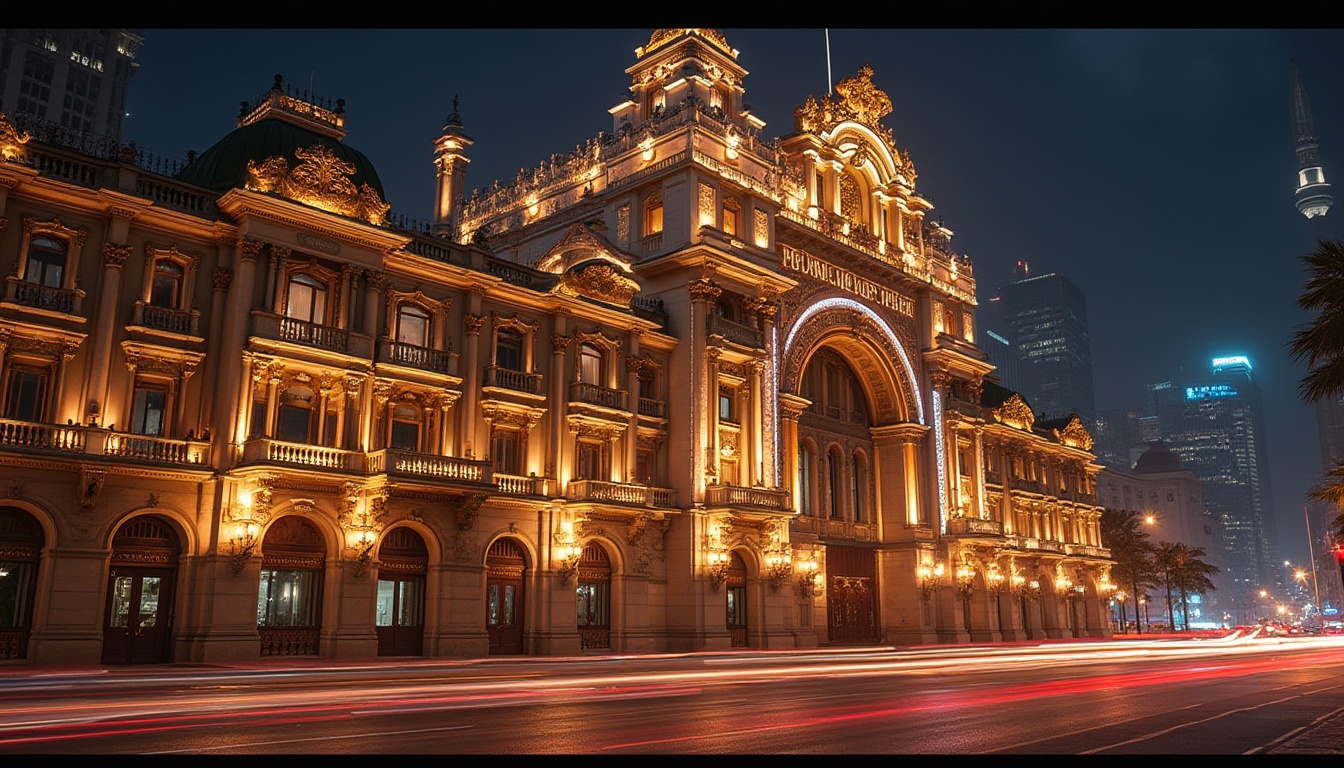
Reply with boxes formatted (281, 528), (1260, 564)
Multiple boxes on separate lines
(133, 303), (200, 336)
(104, 433), (208, 465)
(250, 312), (374, 358)
(4, 278), (84, 315)
(0, 418), (209, 466)
(483, 366), (544, 395)
(366, 448), (491, 484)
(705, 484), (791, 511)
(0, 419), (85, 452)
(569, 381), (628, 411)
(377, 339), (455, 375)
(706, 313), (763, 348)
(240, 438), (360, 471)
(495, 473), (547, 496)
(637, 397), (666, 419)
(790, 515), (877, 541)
(566, 479), (677, 508)
(946, 517), (1004, 536)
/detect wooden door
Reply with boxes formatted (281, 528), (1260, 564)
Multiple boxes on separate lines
(486, 538), (526, 655)
(101, 516), (180, 665)
(376, 527), (427, 657)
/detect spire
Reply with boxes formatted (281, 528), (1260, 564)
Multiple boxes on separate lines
(1291, 59), (1334, 226)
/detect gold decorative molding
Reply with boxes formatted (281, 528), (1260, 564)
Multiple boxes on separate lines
(0, 112), (30, 163)
(993, 394), (1036, 432)
(557, 263), (640, 307)
(1054, 414), (1095, 451)
(246, 144), (390, 225)
(794, 65), (917, 189)
(638, 29), (737, 60)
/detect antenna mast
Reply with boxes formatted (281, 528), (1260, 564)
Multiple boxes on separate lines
(825, 29), (833, 95)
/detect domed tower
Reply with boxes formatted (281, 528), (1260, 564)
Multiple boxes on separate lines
(1290, 59), (1333, 237)
(176, 74), (389, 225)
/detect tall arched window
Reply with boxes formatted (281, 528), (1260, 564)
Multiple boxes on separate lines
(24, 236), (66, 288)
(495, 327), (524, 372)
(828, 449), (843, 520)
(643, 192), (663, 236)
(798, 444), (813, 516)
(851, 453), (865, 523)
(149, 260), (183, 308)
(389, 402), (420, 451)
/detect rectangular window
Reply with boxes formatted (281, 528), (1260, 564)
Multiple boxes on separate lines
(3, 367), (48, 422)
(719, 387), (736, 423)
(257, 569), (320, 627)
(491, 428), (522, 475)
(131, 385), (168, 436)
(576, 440), (604, 481)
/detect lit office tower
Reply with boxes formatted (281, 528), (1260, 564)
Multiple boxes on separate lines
(0, 29), (143, 141)
(991, 266), (1096, 427)
(1152, 356), (1277, 591)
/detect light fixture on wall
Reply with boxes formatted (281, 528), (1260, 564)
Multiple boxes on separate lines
(765, 548), (792, 592)
(795, 554), (820, 598)
(553, 520), (582, 585)
(918, 560), (945, 598)
(955, 562), (975, 598)
(346, 528), (376, 578)
(228, 521), (258, 575)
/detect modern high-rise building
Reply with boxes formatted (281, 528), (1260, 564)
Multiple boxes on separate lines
(986, 266), (1096, 428)
(1092, 406), (1151, 470)
(0, 29), (143, 142)
(0, 29), (1118, 666)
(1149, 356), (1277, 592)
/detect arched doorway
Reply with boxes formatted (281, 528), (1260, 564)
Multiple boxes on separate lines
(376, 526), (428, 657)
(102, 515), (181, 664)
(257, 516), (325, 657)
(486, 537), (527, 655)
(0, 507), (43, 661)
(576, 542), (611, 650)
(726, 551), (748, 648)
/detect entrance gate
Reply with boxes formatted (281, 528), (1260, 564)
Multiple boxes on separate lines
(102, 515), (180, 664)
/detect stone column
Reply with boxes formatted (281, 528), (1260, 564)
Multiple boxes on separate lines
(688, 278), (720, 492)
(624, 341), (641, 483)
(748, 359), (764, 487)
(363, 270), (384, 336)
(214, 238), (263, 466)
(460, 312), (484, 458)
(548, 329), (570, 483)
(267, 246), (289, 315)
(84, 242), (131, 425)
(200, 266), (232, 427)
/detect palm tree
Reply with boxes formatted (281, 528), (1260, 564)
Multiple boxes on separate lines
(1154, 543), (1180, 629)
(1290, 238), (1344, 544)
(1101, 508), (1157, 632)
(1172, 544), (1219, 629)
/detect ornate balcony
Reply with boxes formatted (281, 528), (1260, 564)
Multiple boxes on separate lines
(250, 312), (373, 359)
(240, 438), (361, 471)
(494, 473), (548, 496)
(366, 448), (491, 485)
(946, 516), (1004, 536)
(705, 484), (791, 511)
(637, 397), (666, 419)
(132, 302), (200, 337)
(0, 418), (209, 466)
(483, 365), (544, 396)
(567, 479), (677, 508)
(706, 313), (762, 349)
(569, 381), (628, 412)
(377, 339), (455, 375)
(4, 277), (84, 316)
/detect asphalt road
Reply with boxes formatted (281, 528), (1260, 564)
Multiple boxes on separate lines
(2, 635), (1342, 754)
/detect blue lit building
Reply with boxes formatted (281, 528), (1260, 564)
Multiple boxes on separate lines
(1150, 356), (1277, 592)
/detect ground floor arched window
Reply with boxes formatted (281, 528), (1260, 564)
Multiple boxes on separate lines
(257, 516), (325, 656)
(0, 507), (42, 661)
(577, 542), (612, 650)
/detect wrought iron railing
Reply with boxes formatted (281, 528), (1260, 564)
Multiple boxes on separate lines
(483, 365), (544, 395)
(570, 381), (628, 411)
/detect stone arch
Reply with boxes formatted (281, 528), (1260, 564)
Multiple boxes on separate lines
(104, 507), (198, 557)
(781, 298), (923, 424)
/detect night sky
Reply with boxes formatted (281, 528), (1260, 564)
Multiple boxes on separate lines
(121, 28), (1344, 568)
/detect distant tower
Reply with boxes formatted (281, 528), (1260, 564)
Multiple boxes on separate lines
(1291, 59), (1333, 239)
(433, 96), (474, 242)
(0, 29), (143, 141)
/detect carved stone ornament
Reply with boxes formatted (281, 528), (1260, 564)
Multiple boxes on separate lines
(246, 144), (390, 225)
(793, 65), (916, 189)
(0, 112), (31, 163)
(79, 466), (106, 509)
(638, 29), (737, 60)
(1054, 414), (1095, 451)
(557, 263), (640, 307)
(993, 394), (1036, 432)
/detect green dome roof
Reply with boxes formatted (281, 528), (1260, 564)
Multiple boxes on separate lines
(175, 76), (387, 212)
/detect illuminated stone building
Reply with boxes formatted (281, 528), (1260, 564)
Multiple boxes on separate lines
(0, 29), (1113, 665)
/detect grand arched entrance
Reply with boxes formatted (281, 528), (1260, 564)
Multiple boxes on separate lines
(486, 537), (527, 655)
(576, 542), (612, 650)
(726, 551), (748, 648)
(0, 507), (43, 661)
(256, 516), (325, 657)
(102, 515), (181, 664)
(376, 526), (428, 657)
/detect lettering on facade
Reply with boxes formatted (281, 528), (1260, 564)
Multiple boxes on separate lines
(298, 232), (340, 255)
(782, 246), (913, 317)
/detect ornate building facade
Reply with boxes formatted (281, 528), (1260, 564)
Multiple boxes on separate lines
(0, 29), (1113, 665)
